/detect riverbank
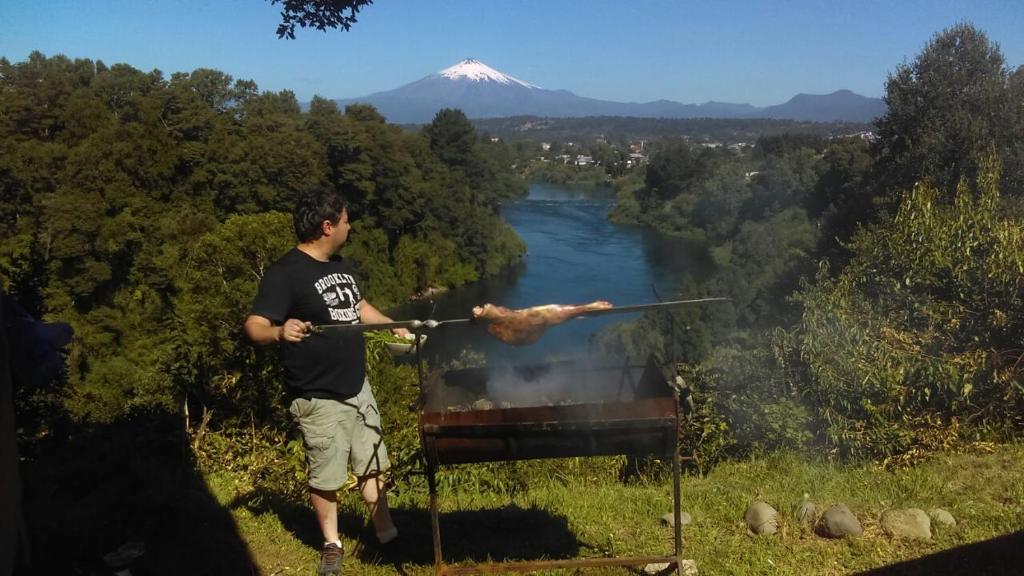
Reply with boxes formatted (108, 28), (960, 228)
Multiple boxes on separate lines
(208, 443), (1024, 575)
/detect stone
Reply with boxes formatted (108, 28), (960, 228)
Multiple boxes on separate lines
(643, 560), (698, 575)
(882, 508), (932, 540)
(660, 511), (692, 528)
(744, 501), (778, 535)
(792, 493), (816, 526)
(928, 508), (956, 528)
(817, 504), (863, 538)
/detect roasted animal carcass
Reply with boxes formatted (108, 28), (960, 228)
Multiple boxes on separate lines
(471, 301), (613, 345)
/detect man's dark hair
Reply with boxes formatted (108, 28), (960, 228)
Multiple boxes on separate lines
(293, 186), (348, 243)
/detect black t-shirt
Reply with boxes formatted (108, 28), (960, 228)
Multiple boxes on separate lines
(250, 247), (367, 400)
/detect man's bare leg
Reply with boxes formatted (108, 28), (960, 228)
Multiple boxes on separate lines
(310, 487), (340, 543)
(360, 475), (396, 541)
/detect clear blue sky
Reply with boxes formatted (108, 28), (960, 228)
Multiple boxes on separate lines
(2, 0), (1022, 106)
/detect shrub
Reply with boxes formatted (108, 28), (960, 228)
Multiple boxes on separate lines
(795, 157), (1024, 459)
(677, 337), (813, 472)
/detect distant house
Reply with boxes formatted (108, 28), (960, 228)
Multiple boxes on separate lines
(540, 142), (551, 151)
(490, 136), (501, 143)
(555, 154), (572, 164)
(744, 171), (760, 181)
(626, 153), (648, 168)
(575, 155), (593, 166)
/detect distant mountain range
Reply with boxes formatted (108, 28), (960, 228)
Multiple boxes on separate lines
(335, 59), (886, 124)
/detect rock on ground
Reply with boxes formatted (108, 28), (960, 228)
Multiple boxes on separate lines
(660, 511), (692, 528)
(643, 562), (670, 575)
(643, 559), (697, 575)
(745, 501), (778, 535)
(882, 508), (932, 540)
(817, 504), (863, 538)
(928, 508), (956, 528)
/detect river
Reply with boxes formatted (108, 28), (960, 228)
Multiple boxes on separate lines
(389, 182), (699, 365)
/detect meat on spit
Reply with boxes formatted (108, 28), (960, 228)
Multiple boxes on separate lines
(471, 300), (613, 345)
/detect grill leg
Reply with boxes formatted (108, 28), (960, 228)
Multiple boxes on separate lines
(673, 449), (682, 572)
(673, 392), (683, 574)
(426, 438), (443, 574)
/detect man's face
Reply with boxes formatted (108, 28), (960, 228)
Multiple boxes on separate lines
(329, 208), (351, 248)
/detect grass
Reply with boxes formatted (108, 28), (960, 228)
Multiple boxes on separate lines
(202, 443), (1024, 575)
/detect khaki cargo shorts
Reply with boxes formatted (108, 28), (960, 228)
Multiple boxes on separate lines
(288, 379), (391, 491)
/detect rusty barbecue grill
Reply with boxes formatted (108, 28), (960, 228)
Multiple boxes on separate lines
(317, 298), (728, 574)
(418, 354), (685, 575)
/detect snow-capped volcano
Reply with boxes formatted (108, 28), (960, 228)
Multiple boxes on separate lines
(338, 58), (567, 123)
(335, 59), (883, 124)
(438, 58), (539, 88)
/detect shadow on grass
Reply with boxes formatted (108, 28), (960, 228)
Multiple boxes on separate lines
(234, 489), (583, 569)
(16, 413), (259, 576)
(855, 530), (1024, 576)
(228, 488), (324, 550)
(373, 505), (581, 566)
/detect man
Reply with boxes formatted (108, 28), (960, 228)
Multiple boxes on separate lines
(244, 187), (406, 576)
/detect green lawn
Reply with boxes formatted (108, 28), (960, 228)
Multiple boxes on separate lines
(203, 443), (1024, 575)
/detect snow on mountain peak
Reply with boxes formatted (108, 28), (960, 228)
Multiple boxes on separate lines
(438, 59), (539, 89)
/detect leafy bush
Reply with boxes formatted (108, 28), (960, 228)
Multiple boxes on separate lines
(795, 158), (1024, 459)
(677, 337), (813, 472)
(194, 423), (309, 503)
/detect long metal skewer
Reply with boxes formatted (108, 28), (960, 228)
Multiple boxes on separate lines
(568, 297), (730, 317)
(308, 319), (425, 334)
(309, 297), (729, 334)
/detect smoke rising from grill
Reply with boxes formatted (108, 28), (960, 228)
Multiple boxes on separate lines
(423, 356), (668, 412)
(482, 360), (641, 408)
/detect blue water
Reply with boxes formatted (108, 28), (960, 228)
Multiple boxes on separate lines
(390, 182), (698, 365)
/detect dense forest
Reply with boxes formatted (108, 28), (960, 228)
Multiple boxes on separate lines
(0, 52), (526, 427)
(595, 23), (1024, 465)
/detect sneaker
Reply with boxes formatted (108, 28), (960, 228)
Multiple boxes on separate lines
(318, 542), (344, 575)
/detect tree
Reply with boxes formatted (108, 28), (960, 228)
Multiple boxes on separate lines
(874, 23), (1018, 198)
(423, 108), (527, 211)
(638, 139), (705, 207)
(744, 148), (820, 220)
(423, 108), (478, 171)
(810, 137), (875, 247)
(1007, 65), (1024, 196)
(173, 212), (294, 422)
(270, 0), (374, 39)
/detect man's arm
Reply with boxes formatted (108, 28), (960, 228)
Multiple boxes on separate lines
(358, 300), (410, 337)
(244, 314), (312, 345)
